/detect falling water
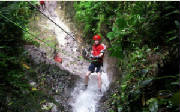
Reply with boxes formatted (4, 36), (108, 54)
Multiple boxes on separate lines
(42, 2), (110, 111)
(70, 72), (110, 112)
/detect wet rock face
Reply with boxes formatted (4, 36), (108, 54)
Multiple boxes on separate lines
(27, 2), (91, 111)
(45, 1), (57, 17)
(96, 82), (119, 112)
(27, 2), (121, 112)
(103, 52), (121, 82)
(25, 45), (80, 112)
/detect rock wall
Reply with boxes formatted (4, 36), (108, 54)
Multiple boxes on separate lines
(24, 45), (80, 112)
(27, 2), (121, 111)
(103, 52), (121, 82)
(56, 1), (121, 82)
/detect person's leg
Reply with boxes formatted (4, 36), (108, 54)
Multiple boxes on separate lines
(85, 63), (95, 86)
(97, 72), (102, 90)
(42, 4), (45, 10)
(96, 63), (102, 91)
(40, 4), (43, 11)
(85, 71), (91, 86)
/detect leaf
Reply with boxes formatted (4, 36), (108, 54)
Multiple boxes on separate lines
(164, 10), (179, 17)
(107, 32), (115, 40)
(167, 36), (177, 42)
(121, 84), (127, 90)
(142, 94), (145, 106)
(146, 98), (158, 112)
(40, 100), (46, 104)
(129, 15), (138, 26)
(170, 92), (180, 106)
(112, 27), (118, 32)
(116, 18), (127, 30)
(149, 100), (158, 112)
(142, 69), (148, 74)
(165, 30), (176, 35)
(141, 79), (153, 87)
(8, 101), (13, 106)
(22, 63), (30, 69)
(174, 20), (179, 28)
(32, 87), (37, 91)
(118, 106), (123, 112)
(171, 81), (179, 86)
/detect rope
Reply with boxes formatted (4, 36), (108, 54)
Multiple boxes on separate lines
(27, 1), (75, 40)
(0, 12), (58, 50)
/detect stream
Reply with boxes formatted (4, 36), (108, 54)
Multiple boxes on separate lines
(70, 72), (110, 112)
(41, 2), (111, 112)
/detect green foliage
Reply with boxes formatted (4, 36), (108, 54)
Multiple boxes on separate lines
(0, 1), (48, 111)
(74, 2), (118, 42)
(146, 98), (158, 112)
(0, 1), (39, 44)
(110, 45), (179, 111)
(74, 2), (179, 112)
(170, 91), (180, 106)
(0, 2), (35, 29)
(74, 2), (179, 56)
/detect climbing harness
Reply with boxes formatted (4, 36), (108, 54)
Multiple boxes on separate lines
(27, 1), (75, 40)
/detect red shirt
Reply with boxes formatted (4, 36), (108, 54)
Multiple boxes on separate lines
(92, 44), (106, 56)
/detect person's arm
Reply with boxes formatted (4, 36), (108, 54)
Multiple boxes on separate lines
(89, 46), (95, 58)
(99, 53), (103, 57)
(100, 44), (106, 56)
(89, 51), (94, 58)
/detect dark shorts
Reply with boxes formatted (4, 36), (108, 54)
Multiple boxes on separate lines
(88, 62), (103, 73)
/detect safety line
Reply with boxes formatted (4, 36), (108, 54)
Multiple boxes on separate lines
(0, 12), (58, 50)
(0, 11), (94, 62)
(0, 13), (94, 62)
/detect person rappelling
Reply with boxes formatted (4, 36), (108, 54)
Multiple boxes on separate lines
(84, 34), (106, 93)
(40, 1), (45, 11)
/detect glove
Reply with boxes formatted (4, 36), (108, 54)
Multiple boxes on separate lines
(89, 54), (101, 59)
(94, 55), (100, 58)
(89, 54), (94, 59)
(94, 55), (102, 59)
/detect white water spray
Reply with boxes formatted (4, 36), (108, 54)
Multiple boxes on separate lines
(46, 15), (70, 47)
(42, 2), (110, 111)
(70, 72), (110, 112)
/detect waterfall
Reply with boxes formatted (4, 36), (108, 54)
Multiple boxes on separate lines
(42, 2), (110, 111)
(70, 72), (110, 112)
